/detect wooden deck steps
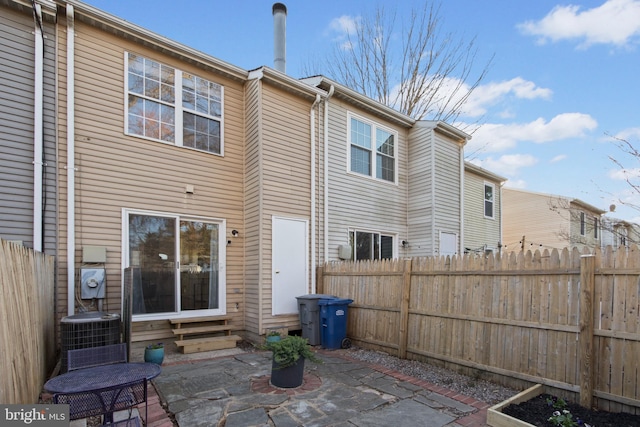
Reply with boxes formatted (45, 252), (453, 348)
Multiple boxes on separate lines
(170, 316), (241, 354)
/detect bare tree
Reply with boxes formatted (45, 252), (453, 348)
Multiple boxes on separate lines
(306, 1), (493, 123)
(608, 134), (640, 213)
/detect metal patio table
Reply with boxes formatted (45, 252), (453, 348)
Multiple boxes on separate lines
(44, 362), (161, 422)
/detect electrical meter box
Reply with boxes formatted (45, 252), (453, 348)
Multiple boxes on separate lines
(80, 268), (106, 299)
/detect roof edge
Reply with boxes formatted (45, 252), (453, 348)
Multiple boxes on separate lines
(300, 76), (415, 128)
(62, 0), (249, 82)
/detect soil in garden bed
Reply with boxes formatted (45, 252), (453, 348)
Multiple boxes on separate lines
(503, 394), (640, 426)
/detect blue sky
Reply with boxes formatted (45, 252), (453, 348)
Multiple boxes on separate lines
(83, 0), (640, 222)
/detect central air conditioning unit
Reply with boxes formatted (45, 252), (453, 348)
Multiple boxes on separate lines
(60, 312), (121, 373)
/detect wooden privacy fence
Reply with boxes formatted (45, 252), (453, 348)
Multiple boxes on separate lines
(0, 240), (56, 404)
(317, 246), (640, 414)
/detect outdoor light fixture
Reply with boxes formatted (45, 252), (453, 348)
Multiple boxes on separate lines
(402, 240), (409, 248)
(232, 230), (239, 237)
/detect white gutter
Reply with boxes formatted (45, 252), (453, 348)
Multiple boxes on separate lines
(310, 94), (321, 293)
(323, 85), (334, 262)
(33, 3), (44, 252)
(66, 4), (76, 316)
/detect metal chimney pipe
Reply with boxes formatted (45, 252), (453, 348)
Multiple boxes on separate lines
(272, 3), (287, 73)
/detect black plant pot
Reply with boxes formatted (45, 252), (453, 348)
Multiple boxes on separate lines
(270, 357), (305, 388)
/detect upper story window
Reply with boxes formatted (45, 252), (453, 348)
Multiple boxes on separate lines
(126, 53), (223, 155)
(348, 114), (396, 183)
(349, 230), (394, 261)
(594, 218), (599, 239)
(580, 212), (586, 236)
(484, 183), (495, 218)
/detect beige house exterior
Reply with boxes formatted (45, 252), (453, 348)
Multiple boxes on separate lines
(463, 162), (506, 254)
(2, 0), (481, 344)
(502, 188), (606, 252)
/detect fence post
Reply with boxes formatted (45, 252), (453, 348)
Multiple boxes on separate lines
(579, 254), (595, 408)
(316, 266), (324, 294)
(398, 258), (412, 359)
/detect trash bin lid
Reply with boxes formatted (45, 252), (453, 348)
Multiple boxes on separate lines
(296, 294), (337, 300)
(318, 298), (354, 305)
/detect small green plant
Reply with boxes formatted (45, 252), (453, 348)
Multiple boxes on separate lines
(268, 335), (322, 368)
(146, 342), (164, 350)
(545, 395), (592, 427)
(548, 409), (577, 427)
(267, 330), (281, 337)
(546, 395), (568, 410)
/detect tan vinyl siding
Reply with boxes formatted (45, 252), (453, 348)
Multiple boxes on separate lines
(502, 188), (568, 251)
(407, 123), (464, 256)
(326, 98), (409, 260)
(244, 78), (262, 334)
(407, 125), (435, 255)
(259, 83), (313, 331)
(464, 169), (501, 252)
(58, 22), (246, 326)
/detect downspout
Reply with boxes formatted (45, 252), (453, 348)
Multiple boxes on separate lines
(310, 94), (321, 293)
(32, 3), (44, 252)
(459, 143), (464, 255)
(66, 4), (76, 315)
(430, 127), (436, 254)
(323, 85), (334, 262)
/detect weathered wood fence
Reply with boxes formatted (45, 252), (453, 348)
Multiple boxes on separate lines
(0, 240), (56, 403)
(317, 246), (640, 414)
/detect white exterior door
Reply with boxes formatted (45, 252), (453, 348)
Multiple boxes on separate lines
(272, 216), (308, 315)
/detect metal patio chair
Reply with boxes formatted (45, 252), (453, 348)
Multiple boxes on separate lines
(67, 343), (128, 371)
(53, 377), (147, 426)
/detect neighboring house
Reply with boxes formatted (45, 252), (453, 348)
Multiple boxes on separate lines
(502, 188), (606, 252)
(0, 0), (57, 253)
(463, 162), (506, 254)
(302, 76), (470, 261)
(1, 0), (475, 342)
(600, 217), (638, 250)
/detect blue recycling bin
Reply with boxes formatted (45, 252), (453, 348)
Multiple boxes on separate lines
(319, 298), (354, 349)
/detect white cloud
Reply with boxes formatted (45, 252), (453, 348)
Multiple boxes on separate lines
(463, 77), (553, 117)
(475, 154), (538, 177)
(608, 167), (640, 180)
(614, 127), (640, 141)
(550, 154), (567, 163)
(518, 0), (640, 48)
(464, 113), (598, 153)
(327, 15), (359, 39)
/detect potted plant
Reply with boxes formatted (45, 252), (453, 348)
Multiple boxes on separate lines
(265, 330), (282, 345)
(268, 335), (321, 388)
(144, 342), (164, 365)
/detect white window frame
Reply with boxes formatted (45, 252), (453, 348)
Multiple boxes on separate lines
(124, 52), (224, 156)
(348, 228), (396, 261)
(484, 182), (495, 219)
(121, 208), (227, 321)
(347, 113), (398, 184)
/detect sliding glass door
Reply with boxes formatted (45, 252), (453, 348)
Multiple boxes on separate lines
(126, 211), (225, 318)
